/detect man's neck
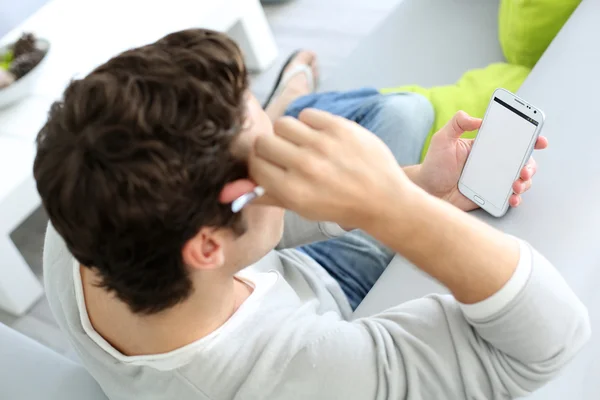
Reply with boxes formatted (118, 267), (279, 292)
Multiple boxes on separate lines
(80, 266), (253, 356)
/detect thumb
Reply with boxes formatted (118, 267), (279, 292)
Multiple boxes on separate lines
(442, 111), (482, 139)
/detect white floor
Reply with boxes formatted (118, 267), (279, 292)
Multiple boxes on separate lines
(1, 0), (401, 357)
(252, 0), (400, 102)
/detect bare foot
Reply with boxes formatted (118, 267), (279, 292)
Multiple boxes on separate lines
(265, 51), (318, 122)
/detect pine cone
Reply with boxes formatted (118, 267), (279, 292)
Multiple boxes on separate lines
(12, 33), (37, 58)
(9, 50), (44, 79)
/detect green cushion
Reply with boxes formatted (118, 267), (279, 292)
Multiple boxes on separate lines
(499, 0), (581, 69)
(381, 63), (530, 161)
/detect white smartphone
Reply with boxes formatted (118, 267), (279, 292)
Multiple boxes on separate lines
(458, 88), (545, 217)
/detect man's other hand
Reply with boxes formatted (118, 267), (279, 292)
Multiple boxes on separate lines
(416, 111), (549, 211)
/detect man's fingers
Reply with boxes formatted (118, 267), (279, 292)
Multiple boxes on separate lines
(248, 148), (287, 194)
(513, 178), (532, 194)
(520, 158), (537, 180)
(254, 134), (301, 169)
(298, 108), (344, 133)
(273, 116), (321, 146)
(442, 111), (482, 139)
(534, 135), (549, 150)
(509, 194), (522, 207)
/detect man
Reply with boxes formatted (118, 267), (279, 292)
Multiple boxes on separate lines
(35, 29), (589, 399)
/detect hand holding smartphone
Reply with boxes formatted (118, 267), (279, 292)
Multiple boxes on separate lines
(458, 88), (545, 217)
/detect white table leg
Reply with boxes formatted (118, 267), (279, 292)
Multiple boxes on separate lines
(228, 0), (278, 72)
(0, 235), (43, 316)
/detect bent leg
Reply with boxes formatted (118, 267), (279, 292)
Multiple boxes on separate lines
(299, 231), (394, 311)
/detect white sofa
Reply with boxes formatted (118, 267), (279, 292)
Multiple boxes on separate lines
(0, 322), (107, 400)
(329, 0), (600, 399)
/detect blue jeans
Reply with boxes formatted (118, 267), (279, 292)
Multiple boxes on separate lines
(285, 88), (435, 310)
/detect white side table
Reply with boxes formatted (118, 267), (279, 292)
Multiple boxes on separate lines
(0, 0), (277, 316)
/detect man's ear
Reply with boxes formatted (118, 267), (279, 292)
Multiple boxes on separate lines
(219, 179), (257, 204)
(181, 228), (226, 271)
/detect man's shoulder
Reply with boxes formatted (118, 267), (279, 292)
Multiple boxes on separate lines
(42, 223), (75, 281)
(175, 297), (348, 397)
(41, 223), (80, 328)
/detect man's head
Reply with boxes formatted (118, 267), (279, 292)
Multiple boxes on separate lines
(34, 29), (284, 315)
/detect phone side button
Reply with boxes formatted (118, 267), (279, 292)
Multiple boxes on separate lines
(474, 195), (485, 205)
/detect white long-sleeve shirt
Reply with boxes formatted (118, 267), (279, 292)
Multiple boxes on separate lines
(43, 214), (590, 400)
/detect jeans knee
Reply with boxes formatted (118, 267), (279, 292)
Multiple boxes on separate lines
(377, 93), (434, 140)
(364, 93), (434, 165)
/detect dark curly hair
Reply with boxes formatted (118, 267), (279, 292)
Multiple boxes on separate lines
(33, 29), (250, 314)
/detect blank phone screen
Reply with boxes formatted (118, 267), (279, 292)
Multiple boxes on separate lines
(461, 97), (538, 208)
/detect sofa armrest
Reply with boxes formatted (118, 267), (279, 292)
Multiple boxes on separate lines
(0, 323), (108, 400)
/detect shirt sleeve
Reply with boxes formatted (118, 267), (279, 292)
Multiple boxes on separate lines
(459, 238), (532, 320)
(270, 240), (591, 399)
(277, 211), (346, 249)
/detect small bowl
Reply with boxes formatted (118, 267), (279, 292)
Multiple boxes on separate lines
(0, 38), (50, 110)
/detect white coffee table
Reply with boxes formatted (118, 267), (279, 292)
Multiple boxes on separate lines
(0, 0), (277, 316)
